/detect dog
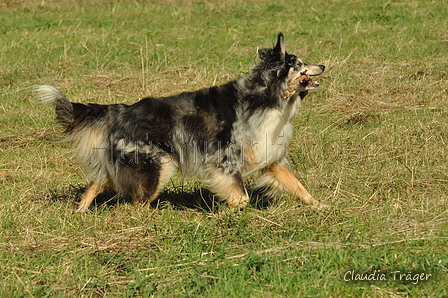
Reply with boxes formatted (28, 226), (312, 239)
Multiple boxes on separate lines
(35, 33), (325, 212)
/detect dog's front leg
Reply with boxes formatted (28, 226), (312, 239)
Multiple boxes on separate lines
(257, 159), (319, 206)
(202, 169), (250, 210)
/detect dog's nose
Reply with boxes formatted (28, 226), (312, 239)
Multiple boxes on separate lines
(319, 65), (325, 72)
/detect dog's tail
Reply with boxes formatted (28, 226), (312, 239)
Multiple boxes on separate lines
(34, 85), (111, 173)
(34, 85), (81, 133)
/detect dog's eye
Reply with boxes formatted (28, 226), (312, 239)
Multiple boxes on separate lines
(286, 54), (297, 67)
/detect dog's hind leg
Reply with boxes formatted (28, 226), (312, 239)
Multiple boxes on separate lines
(202, 169), (250, 210)
(257, 159), (319, 206)
(131, 160), (177, 206)
(75, 180), (111, 213)
(113, 153), (177, 207)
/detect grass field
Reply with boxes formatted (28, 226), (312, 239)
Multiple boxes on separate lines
(1, 0), (447, 296)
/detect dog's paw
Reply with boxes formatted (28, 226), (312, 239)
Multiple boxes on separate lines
(73, 205), (89, 214)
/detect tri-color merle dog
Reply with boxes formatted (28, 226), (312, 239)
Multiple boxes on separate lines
(35, 33), (325, 212)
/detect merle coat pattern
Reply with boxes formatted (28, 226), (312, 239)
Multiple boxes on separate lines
(35, 33), (325, 212)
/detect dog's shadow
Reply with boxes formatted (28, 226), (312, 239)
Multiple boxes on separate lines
(49, 184), (274, 212)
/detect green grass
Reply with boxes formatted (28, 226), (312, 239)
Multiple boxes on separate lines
(1, 0), (447, 296)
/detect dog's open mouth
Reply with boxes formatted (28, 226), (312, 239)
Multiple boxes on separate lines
(283, 68), (321, 99)
(298, 70), (319, 90)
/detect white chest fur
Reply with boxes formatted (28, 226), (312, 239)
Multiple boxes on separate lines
(236, 97), (302, 176)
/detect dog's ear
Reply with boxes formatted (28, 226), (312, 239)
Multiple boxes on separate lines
(258, 33), (286, 61)
(274, 32), (286, 59)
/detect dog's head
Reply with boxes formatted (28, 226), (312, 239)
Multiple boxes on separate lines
(255, 33), (325, 94)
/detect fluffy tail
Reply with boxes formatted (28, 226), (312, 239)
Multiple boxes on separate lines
(34, 85), (82, 133)
(35, 85), (110, 174)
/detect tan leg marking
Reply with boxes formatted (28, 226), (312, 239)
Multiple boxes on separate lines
(203, 169), (249, 211)
(267, 161), (318, 205)
(75, 180), (110, 213)
(222, 183), (250, 211)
